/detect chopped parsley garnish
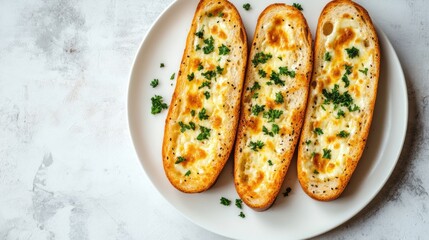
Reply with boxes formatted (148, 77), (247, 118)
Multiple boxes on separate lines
(275, 92), (284, 104)
(324, 52), (332, 61)
(216, 65), (224, 75)
(220, 197), (231, 206)
(258, 69), (267, 78)
(203, 36), (215, 54)
(195, 27), (204, 39)
(337, 109), (345, 118)
(283, 187), (292, 197)
(262, 124), (280, 137)
(292, 3), (303, 11)
(313, 169), (319, 174)
(337, 130), (350, 138)
(278, 56), (283, 61)
(311, 152), (316, 158)
(204, 91), (210, 99)
(185, 170), (191, 176)
(268, 160), (273, 166)
(195, 44), (201, 51)
(305, 140), (311, 145)
(249, 140), (265, 151)
(175, 156), (186, 164)
(207, 12), (213, 17)
(198, 81), (211, 89)
(219, 44), (230, 55)
(252, 93), (259, 99)
(279, 66), (296, 78)
(178, 121), (196, 132)
(198, 62), (204, 71)
(345, 46), (359, 58)
(252, 52), (272, 67)
(322, 84), (353, 108)
(342, 74), (350, 87)
(187, 73), (194, 81)
(198, 108), (209, 120)
(345, 64), (353, 75)
(314, 127), (323, 135)
(348, 104), (360, 112)
(251, 104), (265, 116)
(197, 125), (211, 140)
(243, 3), (251, 11)
(151, 95), (168, 114)
(250, 81), (261, 91)
(235, 199), (243, 209)
(190, 109), (196, 116)
(263, 109), (283, 122)
(239, 212), (246, 218)
(218, 12), (224, 17)
(150, 79), (159, 88)
(160, 63), (165, 68)
(170, 72), (175, 80)
(269, 71), (285, 86)
(322, 148), (332, 159)
(202, 70), (216, 80)
(359, 68), (368, 75)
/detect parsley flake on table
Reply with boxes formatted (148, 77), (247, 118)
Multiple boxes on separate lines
(170, 72), (175, 80)
(238, 212), (245, 218)
(292, 3), (303, 11)
(150, 95), (168, 114)
(283, 187), (292, 197)
(235, 199), (243, 209)
(150, 79), (159, 88)
(220, 197), (231, 206)
(242, 3), (251, 11)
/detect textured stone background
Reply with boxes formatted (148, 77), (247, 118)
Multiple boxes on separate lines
(0, 0), (428, 239)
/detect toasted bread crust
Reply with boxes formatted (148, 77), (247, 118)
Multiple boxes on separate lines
(297, 0), (380, 201)
(234, 4), (312, 210)
(162, 0), (247, 193)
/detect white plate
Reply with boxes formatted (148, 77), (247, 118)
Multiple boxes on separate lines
(128, 0), (408, 239)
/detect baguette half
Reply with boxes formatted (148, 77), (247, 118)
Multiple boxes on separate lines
(234, 4), (312, 210)
(162, 0), (247, 193)
(297, 0), (380, 201)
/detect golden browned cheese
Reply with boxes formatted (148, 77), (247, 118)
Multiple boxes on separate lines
(162, 0), (247, 193)
(234, 4), (312, 210)
(297, 0), (380, 201)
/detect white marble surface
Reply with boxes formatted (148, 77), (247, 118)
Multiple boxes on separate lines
(0, 0), (428, 239)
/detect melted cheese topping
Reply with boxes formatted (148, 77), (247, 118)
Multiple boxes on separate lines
(238, 13), (310, 196)
(301, 15), (376, 180)
(168, 6), (243, 183)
